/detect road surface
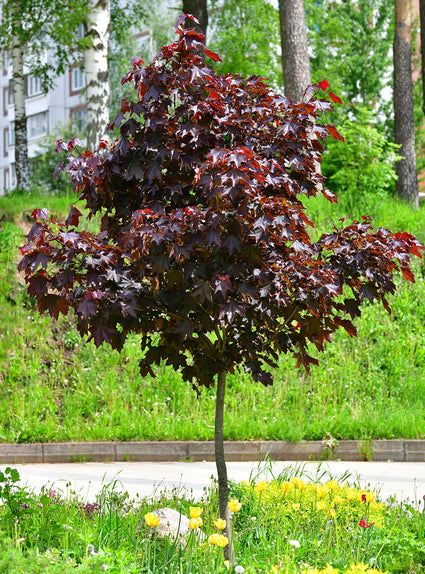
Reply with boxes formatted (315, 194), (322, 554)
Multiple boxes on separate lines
(4, 460), (425, 505)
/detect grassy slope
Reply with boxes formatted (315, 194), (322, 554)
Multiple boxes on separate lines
(1, 191), (425, 443)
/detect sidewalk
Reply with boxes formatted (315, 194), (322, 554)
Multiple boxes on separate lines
(1, 439), (425, 464)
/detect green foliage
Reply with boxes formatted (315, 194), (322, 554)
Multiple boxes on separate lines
(208, 0), (281, 85)
(322, 109), (401, 217)
(30, 127), (76, 195)
(305, 0), (393, 118)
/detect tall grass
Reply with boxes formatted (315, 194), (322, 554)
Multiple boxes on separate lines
(1, 191), (425, 443)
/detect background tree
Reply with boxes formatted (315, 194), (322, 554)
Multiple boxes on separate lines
(278, 0), (311, 100)
(394, 0), (419, 207)
(208, 0), (281, 86)
(305, 0), (394, 116)
(0, 0), (86, 191)
(84, 0), (112, 150)
(419, 0), (425, 114)
(182, 0), (209, 39)
(19, 17), (422, 564)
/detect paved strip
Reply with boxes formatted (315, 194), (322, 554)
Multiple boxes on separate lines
(6, 461), (425, 505)
(1, 439), (425, 464)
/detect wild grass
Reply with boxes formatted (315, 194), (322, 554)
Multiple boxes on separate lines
(0, 465), (424, 573)
(1, 190), (425, 443)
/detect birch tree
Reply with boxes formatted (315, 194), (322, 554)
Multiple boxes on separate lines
(394, 0), (419, 207)
(84, 0), (112, 150)
(0, 0), (86, 191)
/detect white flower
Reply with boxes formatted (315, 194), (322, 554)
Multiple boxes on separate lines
(288, 539), (300, 548)
(235, 566), (245, 573)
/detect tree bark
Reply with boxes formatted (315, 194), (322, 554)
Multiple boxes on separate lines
(11, 32), (30, 192)
(182, 0), (208, 39)
(394, 0), (419, 207)
(85, 0), (111, 150)
(215, 370), (234, 563)
(420, 0), (425, 115)
(278, 0), (311, 101)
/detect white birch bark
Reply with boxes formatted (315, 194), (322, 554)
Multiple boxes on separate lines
(84, 0), (111, 150)
(11, 32), (30, 191)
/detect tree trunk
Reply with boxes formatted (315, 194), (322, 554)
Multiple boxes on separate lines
(215, 370), (234, 563)
(85, 0), (111, 150)
(420, 0), (425, 115)
(182, 0), (208, 39)
(278, 0), (311, 101)
(11, 33), (30, 192)
(394, 0), (419, 207)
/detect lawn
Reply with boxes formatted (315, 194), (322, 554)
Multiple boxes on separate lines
(1, 190), (425, 443)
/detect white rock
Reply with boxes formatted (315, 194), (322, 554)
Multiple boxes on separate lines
(150, 507), (191, 540)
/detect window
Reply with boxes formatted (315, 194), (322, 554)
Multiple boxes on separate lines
(71, 107), (87, 132)
(4, 168), (9, 191)
(3, 86), (8, 116)
(26, 75), (43, 98)
(9, 122), (14, 146)
(4, 128), (8, 157)
(28, 111), (48, 139)
(71, 66), (85, 92)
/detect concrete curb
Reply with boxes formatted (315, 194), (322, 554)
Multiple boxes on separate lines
(0, 439), (425, 464)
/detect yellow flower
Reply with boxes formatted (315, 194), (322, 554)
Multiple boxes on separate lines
(216, 534), (229, 547)
(366, 492), (375, 503)
(298, 479), (306, 490)
(144, 512), (160, 528)
(333, 495), (343, 505)
(189, 517), (203, 530)
(346, 489), (356, 501)
(310, 483), (318, 492)
(292, 503), (300, 511)
(292, 477), (301, 488)
(317, 485), (329, 498)
(214, 518), (226, 530)
(224, 560), (230, 571)
(228, 499), (242, 513)
(329, 508), (336, 518)
(316, 501), (326, 511)
(255, 480), (267, 492)
(189, 506), (203, 519)
(281, 481), (293, 492)
(209, 533), (220, 545)
(356, 492), (364, 502)
(327, 480), (339, 491)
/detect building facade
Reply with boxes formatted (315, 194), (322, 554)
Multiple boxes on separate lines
(0, 55), (86, 196)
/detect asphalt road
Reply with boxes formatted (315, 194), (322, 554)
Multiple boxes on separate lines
(5, 460), (425, 504)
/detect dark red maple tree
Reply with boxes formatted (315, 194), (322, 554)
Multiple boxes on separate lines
(19, 15), (422, 560)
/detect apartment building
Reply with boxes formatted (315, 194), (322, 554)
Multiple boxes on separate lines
(0, 57), (87, 196)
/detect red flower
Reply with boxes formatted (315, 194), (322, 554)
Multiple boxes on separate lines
(361, 494), (367, 503)
(358, 518), (375, 528)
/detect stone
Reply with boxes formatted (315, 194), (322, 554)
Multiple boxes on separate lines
(149, 507), (191, 541)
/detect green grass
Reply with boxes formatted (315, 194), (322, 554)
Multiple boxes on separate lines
(1, 190), (425, 443)
(0, 465), (424, 573)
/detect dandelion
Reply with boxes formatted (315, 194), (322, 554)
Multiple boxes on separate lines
(288, 539), (300, 548)
(189, 506), (203, 519)
(144, 512), (160, 528)
(292, 503), (300, 511)
(189, 517), (203, 530)
(235, 566), (245, 573)
(316, 501), (326, 511)
(228, 499), (242, 513)
(214, 518), (226, 530)
(255, 480), (267, 492)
